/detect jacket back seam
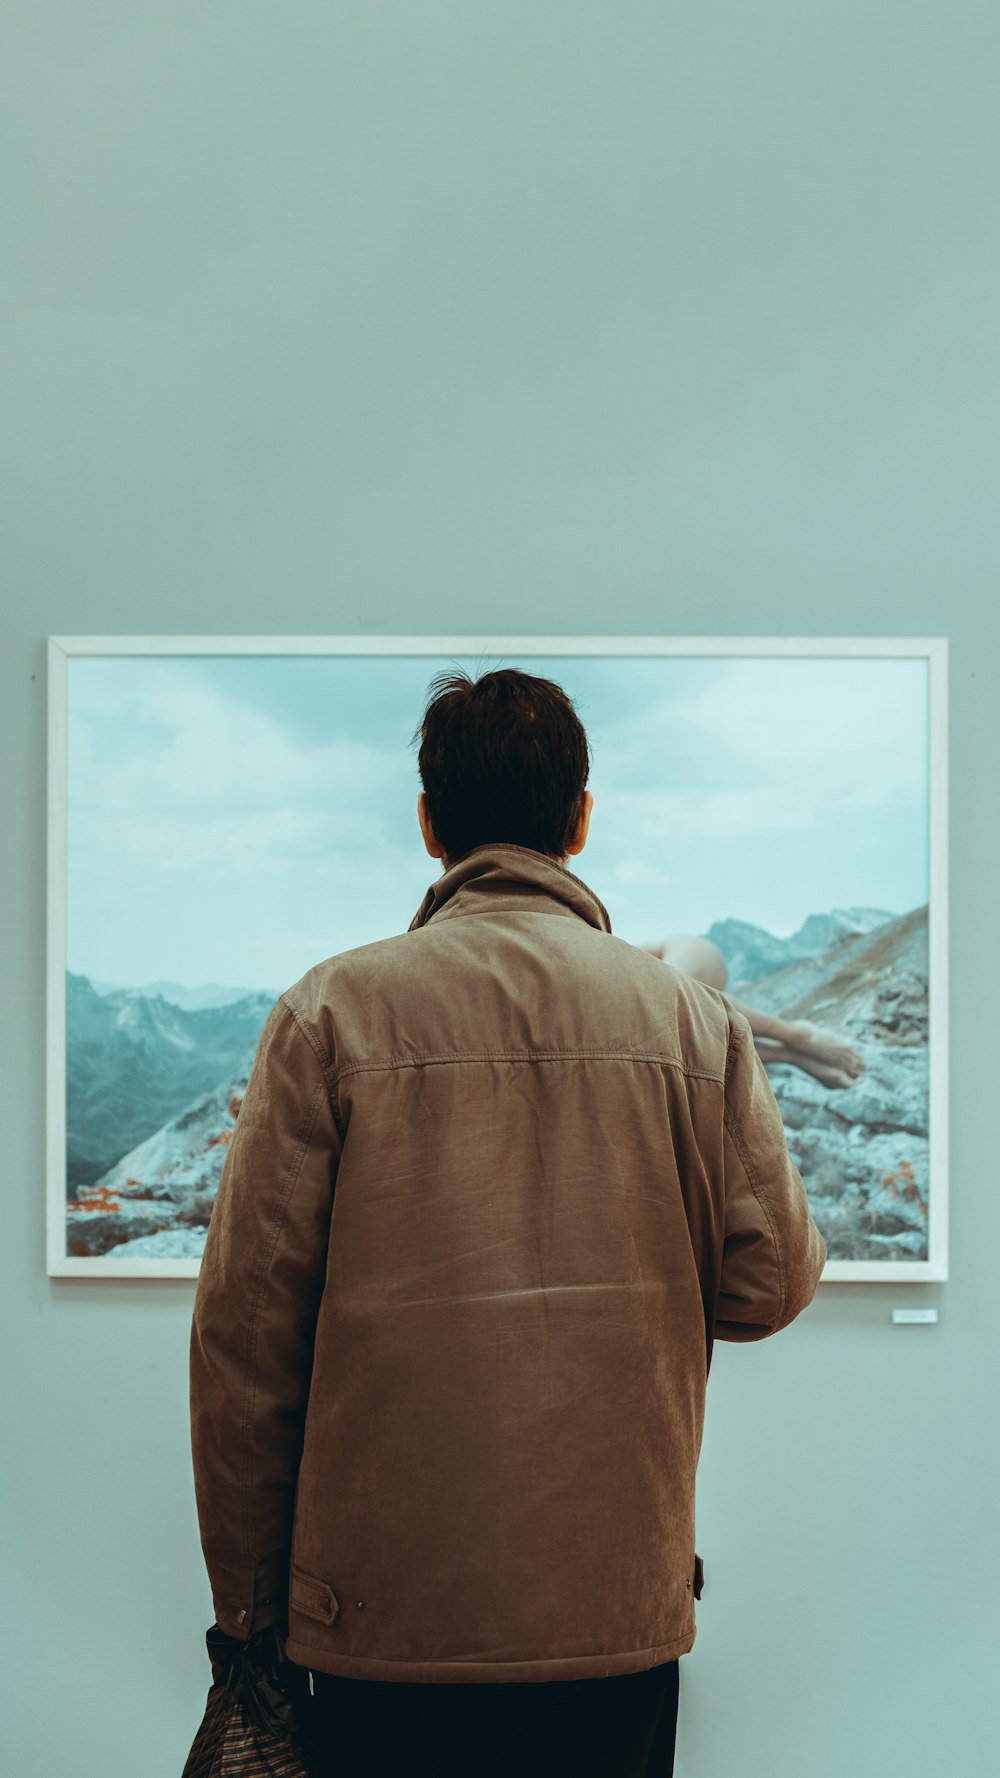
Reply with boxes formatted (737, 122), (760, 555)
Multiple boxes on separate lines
(332, 1049), (726, 1092)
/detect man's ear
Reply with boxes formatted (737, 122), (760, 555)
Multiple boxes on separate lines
(418, 792), (446, 861)
(564, 790), (593, 857)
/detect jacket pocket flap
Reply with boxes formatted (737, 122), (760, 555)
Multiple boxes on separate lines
(290, 1564), (340, 1625)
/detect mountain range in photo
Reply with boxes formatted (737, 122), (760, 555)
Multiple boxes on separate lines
(64, 902), (929, 1263)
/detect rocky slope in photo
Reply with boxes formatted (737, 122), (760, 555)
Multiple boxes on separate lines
(717, 905), (930, 1261)
(67, 1061), (254, 1258)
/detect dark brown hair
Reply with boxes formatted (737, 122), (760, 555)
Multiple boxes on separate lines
(410, 666), (591, 865)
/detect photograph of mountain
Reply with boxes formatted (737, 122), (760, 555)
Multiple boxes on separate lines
(708, 904), (930, 1263)
(64, 974), (271, 1257)
(49, 639), (946, 1278)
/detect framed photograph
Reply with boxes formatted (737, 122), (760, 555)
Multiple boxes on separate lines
(47, 635), (948, 1282)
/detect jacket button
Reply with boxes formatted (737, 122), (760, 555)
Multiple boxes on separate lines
(236, 1608), (247, 1623)
(685, 1579), (692, 1591)
(356, 1600), (365, 1610)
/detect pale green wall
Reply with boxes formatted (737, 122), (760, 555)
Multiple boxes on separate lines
(3, 5), (998, 1774)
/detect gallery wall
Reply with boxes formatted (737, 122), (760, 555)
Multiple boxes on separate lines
(3, 4), (998, 1774)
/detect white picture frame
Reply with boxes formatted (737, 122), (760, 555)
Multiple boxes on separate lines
(47, 634), (948, 1283)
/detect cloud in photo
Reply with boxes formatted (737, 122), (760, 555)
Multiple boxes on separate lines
(66, 650), (929, 988)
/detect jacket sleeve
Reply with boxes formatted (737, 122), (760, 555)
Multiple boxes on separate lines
(714, 1009), (828, 1341)
(189, 994), (342, 1641)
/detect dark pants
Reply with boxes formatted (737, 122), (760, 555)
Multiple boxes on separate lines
(308, 1659), (679, 1777)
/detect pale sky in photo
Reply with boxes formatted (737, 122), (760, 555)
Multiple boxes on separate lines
(66, 651), (929, 992)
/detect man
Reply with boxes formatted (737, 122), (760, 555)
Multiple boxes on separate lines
(189, 666), (828, 1777)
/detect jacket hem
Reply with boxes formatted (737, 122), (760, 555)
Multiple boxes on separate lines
(284, 1626), (696, 1683)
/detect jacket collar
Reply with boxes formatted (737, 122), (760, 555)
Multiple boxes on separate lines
(408, 843), (613, 935)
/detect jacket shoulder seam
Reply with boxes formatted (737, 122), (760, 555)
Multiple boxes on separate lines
(722, 1093), (786, 1328)
(724, 1015), (748, 1086)
(239, 1069), (330, 1565)
(278, 993), (346, 1143)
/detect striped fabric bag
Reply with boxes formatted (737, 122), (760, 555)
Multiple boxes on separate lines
(181, 1622), (314, 1778)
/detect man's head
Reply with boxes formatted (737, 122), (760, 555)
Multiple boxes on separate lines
(411, 666), (594, 870)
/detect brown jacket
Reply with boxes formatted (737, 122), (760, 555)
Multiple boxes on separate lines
(190, 843), (827, 1683)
